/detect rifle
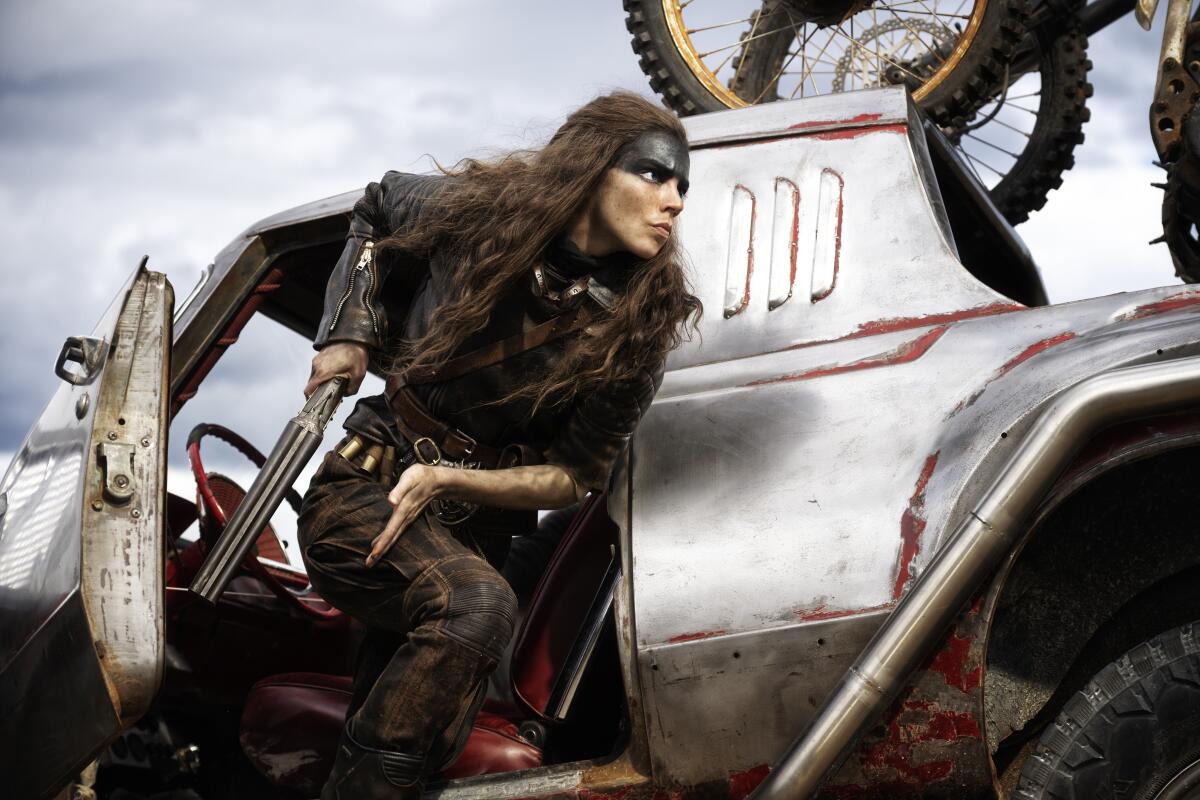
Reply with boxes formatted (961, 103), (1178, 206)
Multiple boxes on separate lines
(190, 377), (347, 604)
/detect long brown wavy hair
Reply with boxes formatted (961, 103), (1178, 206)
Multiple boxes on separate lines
(379, 90), (703, 412)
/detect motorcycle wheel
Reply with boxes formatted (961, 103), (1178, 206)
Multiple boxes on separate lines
(1011, 621), (1200, 800)
(951, 24), (1092, 225)
(624, 0), (1027, 127)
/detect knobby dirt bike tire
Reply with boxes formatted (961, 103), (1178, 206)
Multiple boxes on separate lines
(979, 25), (1093, 224)
(623, 0), (1028, 129)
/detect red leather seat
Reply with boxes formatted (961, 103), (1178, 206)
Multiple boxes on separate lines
(238, 493), (617, 790)
(239, 673), (541, 794)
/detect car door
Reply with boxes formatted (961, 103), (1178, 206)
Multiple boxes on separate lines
(0, 264), (173, 800)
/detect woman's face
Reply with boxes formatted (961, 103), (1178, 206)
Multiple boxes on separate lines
(577, 131), (690, 260)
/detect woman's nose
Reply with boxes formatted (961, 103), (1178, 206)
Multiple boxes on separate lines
(663, 179), (685, 215)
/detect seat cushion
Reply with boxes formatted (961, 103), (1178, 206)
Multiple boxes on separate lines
(239, 672), (541, 793)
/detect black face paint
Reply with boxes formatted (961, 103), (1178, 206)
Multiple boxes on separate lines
(612, 131), (690, 196)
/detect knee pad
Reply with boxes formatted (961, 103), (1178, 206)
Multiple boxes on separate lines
(408, 556), (518, 661)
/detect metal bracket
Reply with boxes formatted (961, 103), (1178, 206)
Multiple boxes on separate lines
(55, 336), (108, 386)
(98, 442), (136, 504)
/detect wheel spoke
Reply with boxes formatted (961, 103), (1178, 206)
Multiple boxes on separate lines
(687, 16), (756, 35)
(696, 22), (795, 59)
(984, 115), (1034, 138)
(964, 132), (1021, 159)
(961, 149), (1008, 178)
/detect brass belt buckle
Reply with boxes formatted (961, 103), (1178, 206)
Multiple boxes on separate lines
(412, 437), (442, 466)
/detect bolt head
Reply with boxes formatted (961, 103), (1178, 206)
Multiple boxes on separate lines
(107, 431), (118, 441)
(91, 500), (103, 511)
(140, 437), (151, 447)
(131, 508), (141, 519)
(114, 476), (129, 488)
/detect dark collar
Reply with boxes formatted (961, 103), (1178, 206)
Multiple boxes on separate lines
(544, 237), (636, 310)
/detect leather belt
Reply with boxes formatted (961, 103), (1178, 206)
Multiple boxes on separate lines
(386, 385), (506, 469)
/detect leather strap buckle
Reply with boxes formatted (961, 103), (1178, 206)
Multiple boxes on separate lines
(412, 437), (442, 466)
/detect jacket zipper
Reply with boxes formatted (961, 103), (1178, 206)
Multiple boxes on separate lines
(328, 241), (379, 338)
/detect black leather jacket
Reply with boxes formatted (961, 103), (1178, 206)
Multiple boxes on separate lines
(316, 171), (665, 502)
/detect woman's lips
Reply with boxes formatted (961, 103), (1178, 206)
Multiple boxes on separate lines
(651, 223), (671, 238)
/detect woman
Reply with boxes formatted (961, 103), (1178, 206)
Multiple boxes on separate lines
(298, 90), (700, 799)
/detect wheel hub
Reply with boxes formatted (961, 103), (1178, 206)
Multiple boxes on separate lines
(780, 0), (874, 28)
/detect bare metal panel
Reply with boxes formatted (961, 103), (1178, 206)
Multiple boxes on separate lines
(630, 90), (1200, 785)
(80, 270), (172, 724)
(639, 613), (885, 781)
(0, 268), (171, 798)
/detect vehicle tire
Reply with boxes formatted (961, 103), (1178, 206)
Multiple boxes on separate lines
(952, 24), (1092, 224)
(623, 0), (1028, 128)
(1161, 156), (1200, 283)
(1012, 621), (1200, 800)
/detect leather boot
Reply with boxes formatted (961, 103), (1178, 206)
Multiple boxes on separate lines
(320, 723), (425, 800)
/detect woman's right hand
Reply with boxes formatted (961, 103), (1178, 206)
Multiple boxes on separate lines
(305, 342), (369, 398)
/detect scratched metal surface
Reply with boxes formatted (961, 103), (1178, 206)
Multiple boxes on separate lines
(630, 89), (1200, 787)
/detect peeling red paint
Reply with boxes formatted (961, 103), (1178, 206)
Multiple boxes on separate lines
(726, 184), (756, 318)
(811, 169), (844, 303)
(810, 123), (908, 140)
(996, 331), (1076, 377)
(667, 629), (727, 644)
(928, 632), (982, 693)
(769, 302), (1023, 359)
(788, 112), (885, 130)
(893, 452), (940, 600)
(728, 764), (771, 799)
(951, 330), (1076, 414)
(746, 325), (947, 387)
(793, 601), (894, 622)
(1121, 290), (1200, 320)
(902, 700), (983, 741)
(776, 177), (800, 309)
(850, 303), (1023, 338)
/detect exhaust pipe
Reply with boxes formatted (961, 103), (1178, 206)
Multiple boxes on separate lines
(751, 354), (1200, 799)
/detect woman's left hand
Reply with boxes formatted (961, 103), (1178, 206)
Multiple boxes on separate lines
(366, 464), (444, 567)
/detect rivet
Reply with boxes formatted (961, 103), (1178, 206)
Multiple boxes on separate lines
(107, 431), (118, 441)
(140, 437), (151, 447)
(131, 509), (141, 519)
(75, 393), (90, 420)
(91, 500), (103, 511)
(114, 475), (129, 489)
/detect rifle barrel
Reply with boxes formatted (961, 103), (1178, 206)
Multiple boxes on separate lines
(189, 378), (345, 604)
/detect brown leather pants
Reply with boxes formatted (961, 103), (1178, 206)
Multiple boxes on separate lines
(297, 447), (517, 775)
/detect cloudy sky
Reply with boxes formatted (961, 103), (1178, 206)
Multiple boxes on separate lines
(0, 1), (1180, 543)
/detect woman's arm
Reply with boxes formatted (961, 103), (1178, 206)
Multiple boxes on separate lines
(364, 463), (584, 567)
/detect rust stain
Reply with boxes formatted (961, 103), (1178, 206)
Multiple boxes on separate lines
(810, 123), (909, 141)
(893, 452), (940, 600)
(728, 764), (771, 799)
(793, 601), (894, 622)
(787, 112), (884, 130)
(1120, 290), (1200, 320)
(667, 629), (727, 644)
(927, 632), (982, 693)
(745, 325), (948, 387)
(950, 330), (1076, 414)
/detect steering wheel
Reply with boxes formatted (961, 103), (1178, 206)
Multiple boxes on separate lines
(187, 423), (342, 620)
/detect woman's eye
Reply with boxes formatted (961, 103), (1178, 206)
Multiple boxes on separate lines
(638, 169), (661, 183)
